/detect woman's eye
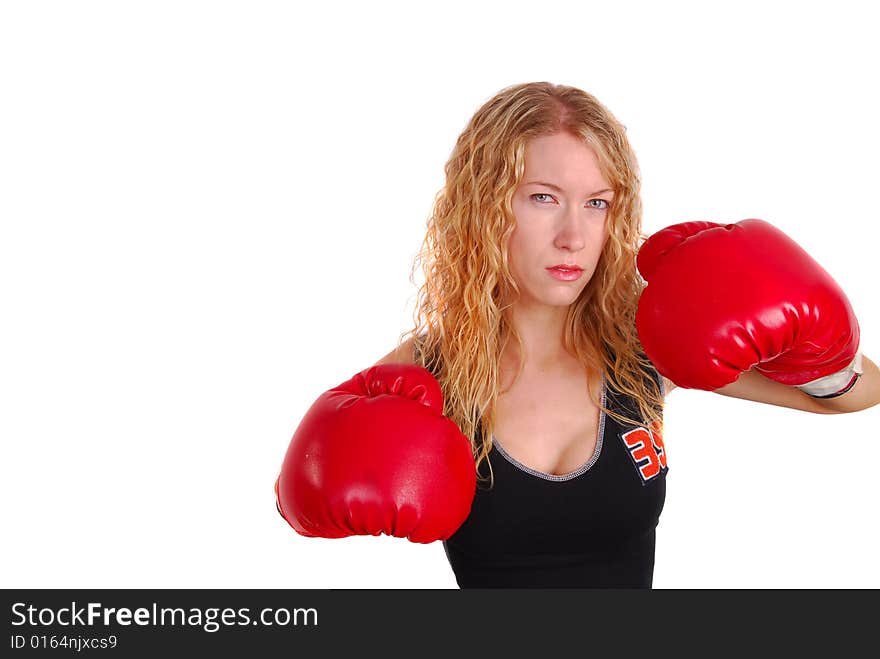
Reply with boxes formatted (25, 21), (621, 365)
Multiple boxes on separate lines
(530, 194), (609, 210)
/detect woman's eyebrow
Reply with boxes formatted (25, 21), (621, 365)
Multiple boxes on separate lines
(523, 180), (614, 196)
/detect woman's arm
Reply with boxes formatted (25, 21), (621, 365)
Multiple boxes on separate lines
(703, 353), (880, 414)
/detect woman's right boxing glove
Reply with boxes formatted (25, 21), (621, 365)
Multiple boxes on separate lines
(274, 363), (476, 544)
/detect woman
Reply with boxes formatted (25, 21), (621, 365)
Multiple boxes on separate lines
(275, 81), (879, 588)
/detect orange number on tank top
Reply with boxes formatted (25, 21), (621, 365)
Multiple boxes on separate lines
(650, 420), (666, 469)
(621, 421), (667, 482)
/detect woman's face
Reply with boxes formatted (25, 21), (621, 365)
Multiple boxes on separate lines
(508, 132), (612, 309)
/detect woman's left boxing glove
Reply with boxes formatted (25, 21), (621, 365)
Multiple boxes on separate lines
(635, 218), (860, 392)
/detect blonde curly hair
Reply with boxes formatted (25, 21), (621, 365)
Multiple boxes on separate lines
(397, 81), (664, 487)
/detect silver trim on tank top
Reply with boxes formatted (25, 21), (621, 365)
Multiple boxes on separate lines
(491, 374), (607, 482)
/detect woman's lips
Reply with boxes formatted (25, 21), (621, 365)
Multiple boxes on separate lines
(546, 267), (584, 281)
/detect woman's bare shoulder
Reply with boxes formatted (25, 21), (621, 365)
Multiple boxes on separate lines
(373, 336), (417, 366)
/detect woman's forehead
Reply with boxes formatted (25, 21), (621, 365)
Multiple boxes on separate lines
(522, 134), (609, 189)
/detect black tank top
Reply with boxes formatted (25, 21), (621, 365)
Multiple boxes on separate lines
(418, 344), (667, 588)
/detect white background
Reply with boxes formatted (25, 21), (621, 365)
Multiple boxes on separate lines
(2, 0), (878, 589)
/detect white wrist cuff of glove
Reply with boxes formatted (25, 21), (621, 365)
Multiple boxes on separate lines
(796, 351), (864, 398)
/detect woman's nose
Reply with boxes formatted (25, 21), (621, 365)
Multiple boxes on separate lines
(554, 208), (586, 251)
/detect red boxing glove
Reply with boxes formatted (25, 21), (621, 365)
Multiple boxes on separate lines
(275, 364), (476, 544)
(635, 218), (860, 391)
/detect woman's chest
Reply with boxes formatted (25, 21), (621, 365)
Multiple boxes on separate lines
(493, 369), (602, 476)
